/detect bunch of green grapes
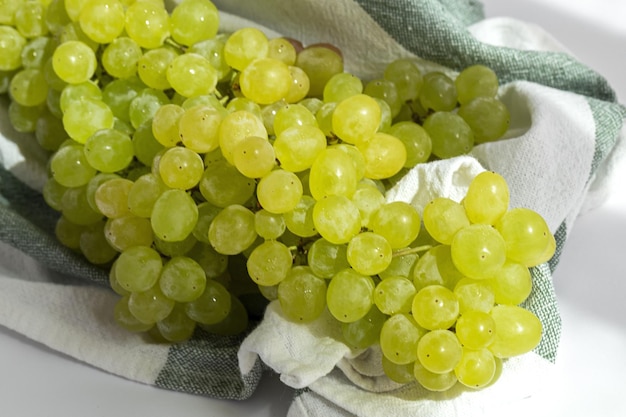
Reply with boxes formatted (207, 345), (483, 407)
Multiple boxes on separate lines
(0, 0), (549, 392)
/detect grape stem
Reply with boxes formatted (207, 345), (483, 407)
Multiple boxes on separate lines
(392, 245), (432, 257)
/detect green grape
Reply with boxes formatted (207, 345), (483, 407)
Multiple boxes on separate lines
(246, 239), (293, 286)
(199, 293), (249, 336)
(346, 232), (392, 276)
(0, 0), (24, 25)
(64, 0), (89, 21)
(383, 58), (423, 102)
(84, 128), (134, 173)
(455, 310), (496, 349)
(156, 303), (197, 342)
(423, 111), (474, 159)
(208, 204), (257, 255)
(108, 259), (129, 296)
(422, 197), (469, 245)
(414, 361), (458, 392)
(379, 313), (425, 364)
(232, 135), (276, 178)
(192, 201), (221, 244)
(256, 169), (303, 214)
(451, 224), (506, 280)
(326, 268), (375, 323)
(285, 65), (310, 103)
(458, 97), (510, 144)
(52, 40), (96, 84)
(489, 305), (542, 358)
(369, 201), (421, 249)
(128, 284), (175, 325)
(453, 278), (496, 314)
(151, 189), (199, 242)
(104, 215), (154, 252)
(283, 195), (317, 238)
(199, 159), (256, 208)
(411, 285), (459, 330)
(274, 125), (326, 172)
(277, 266), (327, 322)
(312, 195), (361, 245)
(379, 252), (418, 280)
(137, 46), (178, 90)
(101, 77), (146, 122)
(226, 97), (262, 116)
(266, 37), (297, 65)
(9, 68), (48, 107)
(14, 0), (48, 38)
(50, 143), (97, 187)
(21, 36), (55, 69)
(218, 110), (268, 165)
(0, 26), (27, 71)
(113, 295), (154, 333)
(341, 305), (386, 350)
(124, 0), (170, 49)
(417, 329), (463, 374)
(158, 146), (204, 190)
(495, 207), (554, 267)
(55, 215), (86, 250)
(314, 101), (336, 137)
(170, 0), (219, 46)
(43, 177), (68, 211)
(295, 44), (343, 98)
(133, 119), (166, 166)
(454, 347), (497, 389)
(350, 182), (385, 228)
(463, 170), (510, 225)
(186, 241), (228, 279)
(101, 37), (143, 79)
(382, 356), (415, 384)
(273, 102), (317, 134)
(455, 64), (499, 105)
(115, 246), (162, 293)
(181, 93), (227, 113)
(223, 27), (269, 71)
(323, 72), (363, 103)
(185, 279), (232, 325)
(239, 57), (291, 105)
(58, 21), (98, 52)
(419, 71), (457, 112)
(178, 107), (223, 154)
(374, 276), (416, 315)
(255, 209), (286, 240)
(94, 178), (133, 219)
(307, 238), (349, 279)
(331, 93), (381, 145)
(59, 80), (101, 113)
(43, 57), (67, 91)
(79, 220), (118, 264)
(129, 88), (169, 129)
(45, 0), (72, 34)
(78, 0), (125, 44)
(332, 143), (366, 180)
(159, 256), (207, 302)
(387, 121), (432, 167)
(188, 36), (232, 82)
(166, 53), (218, 98)
(309, 147), (358, 200)
(364, 78), (402, 118)
(8, 101), (43, 132)
(62, 97), (115, 143)
(357, 131), (406, 180)
(149, 103), (183, 148)
(62, 184), (103, 226)
(486, 260), (532, 305)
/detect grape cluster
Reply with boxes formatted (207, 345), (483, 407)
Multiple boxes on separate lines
(0, 0), (554, 392)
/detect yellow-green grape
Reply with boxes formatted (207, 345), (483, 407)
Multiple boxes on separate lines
(218, 110), (268, 165)
(314, 101), (336, 137)
(486, 260), (532, 305)
(419, 71), (457, 112)
(191, 202), (220, 244)
(150, 103), (184, 147)
(158, 146), (204, 190)
(454, 347), (497, 389)
(134, 120), (166, 167)
(199, 159), (255, 208)
(83, 128), (133, 173)
(357, 132), (406, 180)
(306, 238), (350, 279)
(488, 305), (543, 358)
(199, 293), (249, 336)
(94, 177), (133, 219)
(78, 0), (125, 44)
(186, 241), (228, 279)
(55, 215), (85, 250)
(417, 329), (463, 374)
(207, 204), (256, 255)
(387, 121), (432, 167)
(43, 177), (67, 211)
(0, 26), (27, 71)
(7, 101), (43, 132)
(101, 76), (145, 122)
(239, 57), (291, 105)
(379, 313), (425, 365)
(273, 102), (317, 135)
(246, 239), (293, 286)
(323, 72), (363, 103)
(458, 97), (510, 144)
(101, 36), (142, 79)
(464, 171), (510, 225)
(108, 259), (129, 296)
(422, 197), (470, 245)
(374, 276), (416, 315)
(283, 195), (317, 238)
(129, 88), (169, 129)
(59, 80), (101, 113)
(453, 278), (496, 314)
(62, 97), (115, 143)
(379, 252), (418, 280)
(383, 58), (423, 102)
(177, 104), (222, 152)
(14, 0), (48, 37)
(455, 310), (496, 349)
(156, 303), (197, 342)
(454, 64), (499, 105)
(185, 279), (232, 325)
(257, 169), (303, 214)
(151, 188), (198, 242)
(414, 361), (458, 392)
(188, 36), (232, 82)
(223, 26), (268, 71)
(266, 37), (297, 65)
(170, 0), (219, 46)
(9, 69), (48, 107)
(312, 195), (361, 245)
(104, 215), (154, 252)
(45, 0), (72, 34)
(115, 245), (162, 293)
(43, 57), (67, 91)
(21, 36), (55, 69)
(158, 256), (207, 303)
(351, 182), (385, 228)
(259, 98), (286, 135)
(285, 65), (310, 103)
(232, 135), (276, 179)
(364, 78), (402, 118)
(295, 44), (343, 98)
(274, 125), (326, 172)
(451, 223), (506, 280)
(79, 220), (118, 264)
(50, 142), (97, 187)
(58, 21), (99, 53)
(423, 111), (474, 159)
(309, 147), (358, 200)
(331, 93), (381, 145)
(369, 201), (421, 249)
(166, 53), (218, 98)
(382, 356), (415, 384)
(137, 47), (178, 90)
(114, 295), (154, 333)
(332, 143), (366, 180)
(64, 0), (89, 21)
(495, 207), (555, 267)
(341, 305), (386, 350)
(52, 40), (96, 84)
(277, 266), (327, 323)
(255, 209), (286, 240)
(0, 0), (24, 25)
(347, 232), (392, 276)
(411, 285), (459, 330)
(226, 97), (262, 117)
(124, 0), (170, 49)
(60, 177), (101, 222)
(326, 268), (375, 323)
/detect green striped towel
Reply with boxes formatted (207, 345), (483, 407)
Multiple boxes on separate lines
(0, 0), (624, 415)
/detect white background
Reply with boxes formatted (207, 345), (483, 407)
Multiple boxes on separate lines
(1, 1), (625, 416)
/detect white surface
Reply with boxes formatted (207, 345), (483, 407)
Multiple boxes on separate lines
(1, 1), (626, 416)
